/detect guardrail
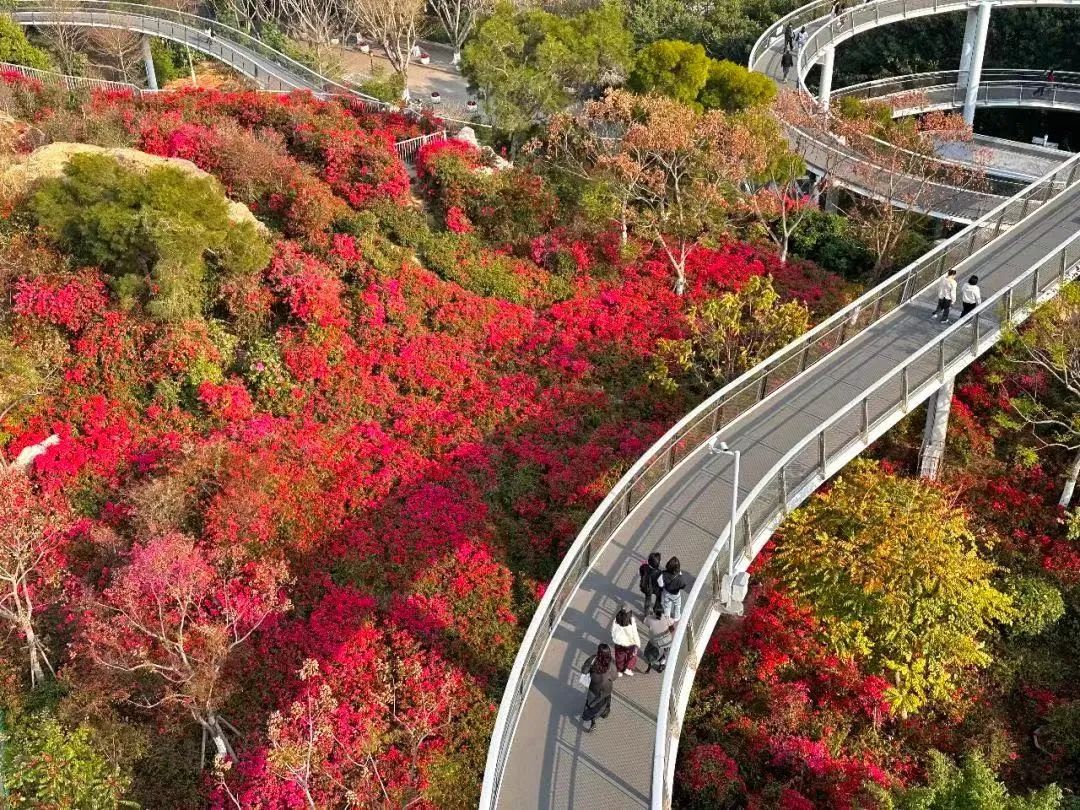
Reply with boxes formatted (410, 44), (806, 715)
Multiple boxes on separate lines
(393, 129), (447, 163)
(477, 33), (1080, 796)
(10, 0), (390, 106)
(0, 60), (139, 93)
(650, 148), (1080, 810)
(836, 69), (1080, 112)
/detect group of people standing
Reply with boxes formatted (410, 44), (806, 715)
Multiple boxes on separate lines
(931, 269), (982, 324)
(578, 553), (690, 733)
(779, 23), (809, 81)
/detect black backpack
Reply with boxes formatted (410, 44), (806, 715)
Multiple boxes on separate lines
(638, 562), (657, 594)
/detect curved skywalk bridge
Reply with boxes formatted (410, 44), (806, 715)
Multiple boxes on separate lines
(484, 1), (1080, 807)
(9, 0), (385, 104)
(483, 158), (1080, 810)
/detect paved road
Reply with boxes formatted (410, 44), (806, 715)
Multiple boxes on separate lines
(494, 173), (1080, 808)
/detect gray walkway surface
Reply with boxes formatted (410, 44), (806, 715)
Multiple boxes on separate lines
(495, 179), (1080, 810)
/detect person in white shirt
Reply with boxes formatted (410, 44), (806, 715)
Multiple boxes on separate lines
(961, 275), (982, 317)
(931, 269), (958, 323)
(611, 607), (641, 676)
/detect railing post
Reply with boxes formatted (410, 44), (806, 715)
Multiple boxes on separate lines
(778, 465), (788, 513)
(1062, 251), (1069, 282)
(1033, 266), (1041, 299)
(860, 398), (869, 442)
(972, 313), (980, 354)
(757, 373), (768, 400)
(818, 431), (826, 474)
(664, 444), (676, 473)
(799, 345), (810, 373)
(967, 229), (977, 254)
(1003, 287), (1013, 324)
(901, 367), (910, 411)
(938, 341), (946, 381)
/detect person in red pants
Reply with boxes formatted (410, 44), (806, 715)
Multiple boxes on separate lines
(611, 607), (641, 677)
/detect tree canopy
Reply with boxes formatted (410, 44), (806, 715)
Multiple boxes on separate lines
(461, 1), (634, 148)
(772, 459), (1015, 715)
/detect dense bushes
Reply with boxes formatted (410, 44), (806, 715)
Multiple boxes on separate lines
(29, 153), (271, 321)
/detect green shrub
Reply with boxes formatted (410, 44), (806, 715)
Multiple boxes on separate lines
(359, 68), (405, 103)
(2, 713), (131, 809)
(29, 153), (271, 321)
(699, 59), (776, 111)
(1004, 575), (1065, 637)
(0, 16), (50, 70)
(788, 207), (875, 279)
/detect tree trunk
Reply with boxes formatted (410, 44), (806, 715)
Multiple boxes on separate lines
(1060, 446), (1080, 507)
(24, 621), (45, 688)
(200, 713), (237, 765)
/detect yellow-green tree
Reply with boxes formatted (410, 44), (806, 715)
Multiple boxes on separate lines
(650, 275), (809, 394)
(772, 460), (1015, 716)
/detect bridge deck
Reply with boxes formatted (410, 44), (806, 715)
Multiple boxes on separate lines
(495, 183), (1080, 810)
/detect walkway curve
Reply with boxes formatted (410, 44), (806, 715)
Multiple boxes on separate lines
(836, 68), (1080, 116)
(484, 2), (1080, 808)
(9, 0), (386, 105)
(750, 0), (1080, 222)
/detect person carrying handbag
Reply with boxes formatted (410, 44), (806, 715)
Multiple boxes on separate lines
(579, 643), (617, 733)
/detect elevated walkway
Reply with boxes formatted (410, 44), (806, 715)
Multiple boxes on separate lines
(485, 1), (1080, 808)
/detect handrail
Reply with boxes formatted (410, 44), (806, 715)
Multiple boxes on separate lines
(478, 42), (1080, 801)
(0, 60), (139, 93)
(10, 0), (392, 106)
(648, 168), (1080, 807)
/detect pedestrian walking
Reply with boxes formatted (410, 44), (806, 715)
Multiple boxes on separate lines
(781, 48), (794, 81)
(784, 22), (794, 50)
(931, 269), (958, 323)
(637, 551), (662, 618)
(643, 608), (675, 673)
(960, 275), (982, 317)
(1034, 68), (1056, 97)
(796, 26), (808, 50)
(580, 643), (617, 733)
(829, 0), (846, 28)
(612, 607), (641, 677)
(660, 556), (688, 621)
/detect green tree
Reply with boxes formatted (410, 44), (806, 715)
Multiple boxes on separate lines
(999, 283), (1080, 507)
(461, 1), (634, 151)
(650, 275), (809, 393)
(699, 59), (776, 112)
(772, 460), (1015, 716)
(3, 713), (133, 808)
(0, 15), (50, 70)
(29, 153), (270, 322)
(629, 39), (710, 106)
(882, 751), (1062, 810)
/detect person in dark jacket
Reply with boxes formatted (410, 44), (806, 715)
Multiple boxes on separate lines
(581, 643), (617, 732)
(783, 22), (794, 50)
(638, 551), (662, 617)
(660, 556), (688, 621)
(781, 48), (794, 81)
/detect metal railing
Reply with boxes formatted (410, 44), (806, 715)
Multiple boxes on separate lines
(836, 69), (1080, 113)
(393, 129), (447, 163)
(477, 45), (1080, 798)
(0, 60), (139, 93)
(10, 0), (388, 105)
(650, 148), (1080, 809)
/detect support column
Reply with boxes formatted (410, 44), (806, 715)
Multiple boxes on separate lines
(142, 35), (158, 91)
(824, 185), (840, 213)
(956, 6), (979, 89)
(961, 2), (991, 126)
(819, 45), (835, 111)
(918, 378), (955, 480)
